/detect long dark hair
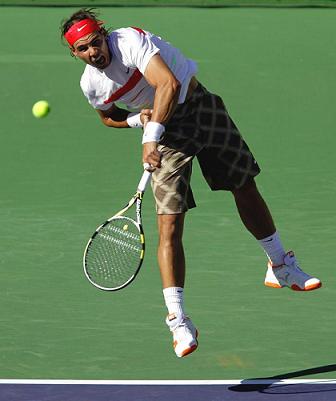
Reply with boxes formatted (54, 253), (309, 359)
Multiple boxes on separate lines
(60, 8), (109, 48)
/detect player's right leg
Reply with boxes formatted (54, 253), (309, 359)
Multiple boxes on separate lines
(157, 213), (198, 358)
(149, 140), (199, 357)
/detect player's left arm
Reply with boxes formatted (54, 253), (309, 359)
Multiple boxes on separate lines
(96, 104), (129, 128)
(96, 104), (151, 128)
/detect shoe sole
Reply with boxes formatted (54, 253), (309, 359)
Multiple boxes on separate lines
(174, 330), (199, 358)
(265, 281), (322, 291)
(179, 342), (198, 357)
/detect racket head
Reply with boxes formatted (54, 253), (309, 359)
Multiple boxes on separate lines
(83, 216), (145, 291)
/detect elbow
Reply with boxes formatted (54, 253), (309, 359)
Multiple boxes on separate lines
(161, 77), (181, 98)
(171, 78), (181, 97)
(100, 115), (117, 128)
(103, 118), (114, 128)
(101, 117), (109, 127)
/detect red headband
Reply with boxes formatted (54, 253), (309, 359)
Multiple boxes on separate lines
(65, 19), (103, 47)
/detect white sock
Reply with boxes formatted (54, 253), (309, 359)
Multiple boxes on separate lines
(259, 231), (286, 266)
(163, 287), (185, 317)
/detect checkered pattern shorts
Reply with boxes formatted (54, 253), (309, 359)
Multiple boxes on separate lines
(151, 83), (261, 214)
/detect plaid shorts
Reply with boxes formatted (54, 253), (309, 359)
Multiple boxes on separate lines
(151, 83), (261, 214)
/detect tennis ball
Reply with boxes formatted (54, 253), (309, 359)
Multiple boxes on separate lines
(32, 100), (50, 118)
(123, 224), (128, 231)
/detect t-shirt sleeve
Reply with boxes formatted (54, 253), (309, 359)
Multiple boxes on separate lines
(118, 28), (160, 74)
(80, 72), (111, 111)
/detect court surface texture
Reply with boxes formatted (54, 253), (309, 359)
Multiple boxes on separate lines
(0, 5), (335, 400)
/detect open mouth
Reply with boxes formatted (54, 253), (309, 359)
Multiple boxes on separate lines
(93, 55), (106, 68)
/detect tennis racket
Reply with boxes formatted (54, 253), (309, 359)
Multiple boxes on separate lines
(83, 169), (152, 291)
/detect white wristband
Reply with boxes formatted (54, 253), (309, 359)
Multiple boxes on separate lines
(142, 122), (165, 144)
(126, 112), (143, 128)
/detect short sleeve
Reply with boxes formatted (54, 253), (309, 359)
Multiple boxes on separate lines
(80, 71), (112, 111)
(118, 28), (160, 74)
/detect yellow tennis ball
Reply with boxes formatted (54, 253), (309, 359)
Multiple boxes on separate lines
(32, 100), (50, 118)
(123, 224), (128, 231)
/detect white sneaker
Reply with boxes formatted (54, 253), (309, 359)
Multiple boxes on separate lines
(264, 251), (322, 291)
(166, 313), (198, 357)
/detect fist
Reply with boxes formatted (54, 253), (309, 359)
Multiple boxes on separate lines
(143, 142), (162, 169)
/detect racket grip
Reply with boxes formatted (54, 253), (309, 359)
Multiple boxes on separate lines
(138, 169), (152, 192)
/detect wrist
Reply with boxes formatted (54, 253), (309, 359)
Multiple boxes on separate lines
(126, 112), (143, 128)
(142, 122), (165, 144)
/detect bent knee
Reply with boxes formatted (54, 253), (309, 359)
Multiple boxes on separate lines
(231, 177), (257, 197)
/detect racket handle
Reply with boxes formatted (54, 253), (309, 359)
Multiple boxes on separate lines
(137, 169), (152, 193)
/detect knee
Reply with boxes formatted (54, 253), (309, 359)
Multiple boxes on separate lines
(231, 178), (257, 199)
(158, 214), (185, 245)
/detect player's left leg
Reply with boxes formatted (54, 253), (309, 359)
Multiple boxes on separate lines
(231, 178), (275, 241)
(231, 179), (322, 291)
(192, 84), (322, 292)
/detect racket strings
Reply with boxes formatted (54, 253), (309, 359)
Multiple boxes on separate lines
(85, 217), (143, 289)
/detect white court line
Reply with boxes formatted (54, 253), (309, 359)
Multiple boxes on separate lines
(0, 379), (335, 385)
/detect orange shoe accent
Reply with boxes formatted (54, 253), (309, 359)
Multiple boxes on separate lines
(168, 313), (177, 321)
(180, 343), (198, 357)
(306, 281), (322, 291)
(173, 330), (198, 357)
(265, 282), (282, 288)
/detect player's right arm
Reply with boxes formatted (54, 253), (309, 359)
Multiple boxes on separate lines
(96, 104), (151, 128)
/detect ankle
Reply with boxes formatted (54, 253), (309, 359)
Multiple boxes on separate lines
(163, 287), (185, 317)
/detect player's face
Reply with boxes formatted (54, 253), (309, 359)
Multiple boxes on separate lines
(72, 31), (111, 69)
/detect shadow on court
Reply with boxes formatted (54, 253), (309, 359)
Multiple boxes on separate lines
(1, 375), (336, 401)
(229, 364), (336, 394)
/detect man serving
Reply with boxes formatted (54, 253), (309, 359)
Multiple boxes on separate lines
(61, 8), (321, 358)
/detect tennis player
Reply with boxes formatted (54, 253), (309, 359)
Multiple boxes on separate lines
(61, 9), (322, 358)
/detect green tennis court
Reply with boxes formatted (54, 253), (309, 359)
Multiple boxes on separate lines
(0, 4), (335, 381)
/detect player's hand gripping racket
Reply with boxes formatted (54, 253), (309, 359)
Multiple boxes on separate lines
(83, 168), (152, 291)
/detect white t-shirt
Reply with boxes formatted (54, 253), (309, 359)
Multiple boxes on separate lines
(80, 27), (198, 112)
